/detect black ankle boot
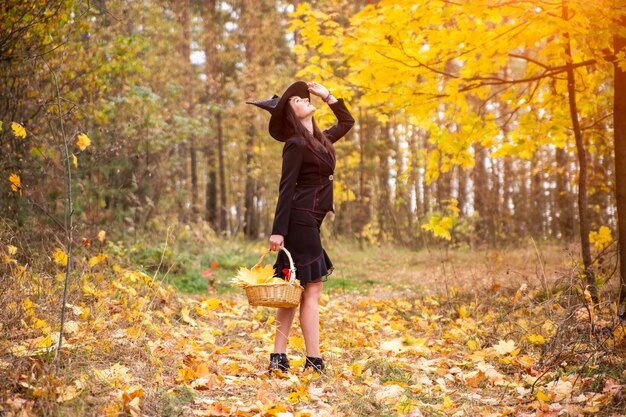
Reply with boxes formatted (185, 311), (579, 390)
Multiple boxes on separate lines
(268, 353), (290, 372)
(304, 356), (325, 373)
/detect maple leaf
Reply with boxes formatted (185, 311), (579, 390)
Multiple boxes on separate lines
(76, 133), (91, 150)
(121, 386), (144, 410)
(493, 339), (516, 355)
(191, 373), (224, 390)
(98, 230), (106, 242)
(56, 384), (82, 403)
(88, 253), (108, 267)
(381, 338), (408, 353)
(462, 370), (486, 387)
(375, 384), (405, 403)
(9, 173), (21, 196)
(458, 304), (471, 318)
(230, 264), (276, 288)
(527, 334), (546, 345)
(442, 395), (456, 409)
(536, 389), (551, 402)
(53, 248), (68, 266)
(11, 122), (26, 138)
(180, 306), (197, 326)
(467, 339), (479, 350)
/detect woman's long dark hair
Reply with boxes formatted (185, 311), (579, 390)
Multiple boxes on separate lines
(282, 104), (335, 155)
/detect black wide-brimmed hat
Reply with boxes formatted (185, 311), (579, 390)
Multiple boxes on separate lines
(246, 81), (310, 142)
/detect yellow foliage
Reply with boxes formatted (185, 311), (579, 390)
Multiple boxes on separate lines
(11, 122), (26, 138)
(422, 216), (451, 240)
(536, 389), (551, 402)
(289, 335), (305, 351)
(334, 180), (356, 204)
(53, 248), (68, 266)
(290, 0), (617, 188)
(442, 395), (456, 409)
(493, 339), (516, 355)
(422, 199), (459, 241)
(88, 253), (108, 267)
(180, 306), (196, 326)
(589, 226), (613, 250)
(230, 263), (276, 288)
(76, 133), (91, 150)
(93, 364), (131, 387)
(527, 334), (546, 345)
(121, 386), (144, 410)
(56, 384), (82, 403)
(9, 173), (21, 195)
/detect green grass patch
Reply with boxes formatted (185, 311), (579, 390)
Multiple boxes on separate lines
(126, 235), (264, 295)
(364, 357), (412, 384)
(152, 385), (196, 417)
(126, 234), (571, 299)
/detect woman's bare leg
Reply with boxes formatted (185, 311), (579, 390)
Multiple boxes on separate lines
(299, 281), (323, 357)
(273, 307), (297, 353)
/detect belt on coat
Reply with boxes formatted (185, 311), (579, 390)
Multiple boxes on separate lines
(296, 175), (333, 186)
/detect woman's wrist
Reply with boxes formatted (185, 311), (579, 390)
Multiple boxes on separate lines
(323, 92), (332, 102)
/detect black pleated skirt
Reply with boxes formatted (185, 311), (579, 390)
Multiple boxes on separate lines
(273, 209), (333, 286)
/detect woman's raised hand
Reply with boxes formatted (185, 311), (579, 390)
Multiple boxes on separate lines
(306, 82), (329, 98)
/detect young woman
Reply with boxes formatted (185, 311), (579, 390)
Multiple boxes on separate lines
(248, 81), (355, 373)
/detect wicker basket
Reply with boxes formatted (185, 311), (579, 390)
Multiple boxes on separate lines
(244, 248), (303, 308)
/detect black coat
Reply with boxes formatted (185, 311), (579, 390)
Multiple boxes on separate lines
(271, 99), (355, 236)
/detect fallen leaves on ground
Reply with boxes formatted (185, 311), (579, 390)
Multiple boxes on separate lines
(1, 243), (625, 416)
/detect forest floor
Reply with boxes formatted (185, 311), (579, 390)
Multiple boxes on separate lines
(1, 237), (625, 416)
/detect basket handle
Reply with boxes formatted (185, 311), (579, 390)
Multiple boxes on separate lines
(253, 247), (298, 285)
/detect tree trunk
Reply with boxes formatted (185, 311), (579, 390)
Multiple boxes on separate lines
(203, 0), (218, 227)
(216, 112), (227, 232)
(190, 141), (198, 218)
(614, 15), (626, 317)
(563, 1), (597, 301)
(513, 160), (530, 238)
(489, 155), (500, 244)
(501, 157), (513, 235)
(555, 147), (575, 238)
(393, 123), (410, 244)
(378, 123), (391, 240)
(243, 122), (258, 238)
(406, 125), (418, 244)
(437, 167), (452, 210)
(356, 107), (372, 247)
(472, 142), (488, 246)
(529, 153), (543, 238)
(175, 0), (197, 221)
(242, 0), (261, 239)
(452, 165), (465, 217)
(421, 138), (433, 222)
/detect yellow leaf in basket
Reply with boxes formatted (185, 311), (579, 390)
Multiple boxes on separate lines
(251, 263), (275, 279)
(231, 264), (276, 287)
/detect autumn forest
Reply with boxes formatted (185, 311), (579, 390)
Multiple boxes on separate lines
(2, 0), (626, 416)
